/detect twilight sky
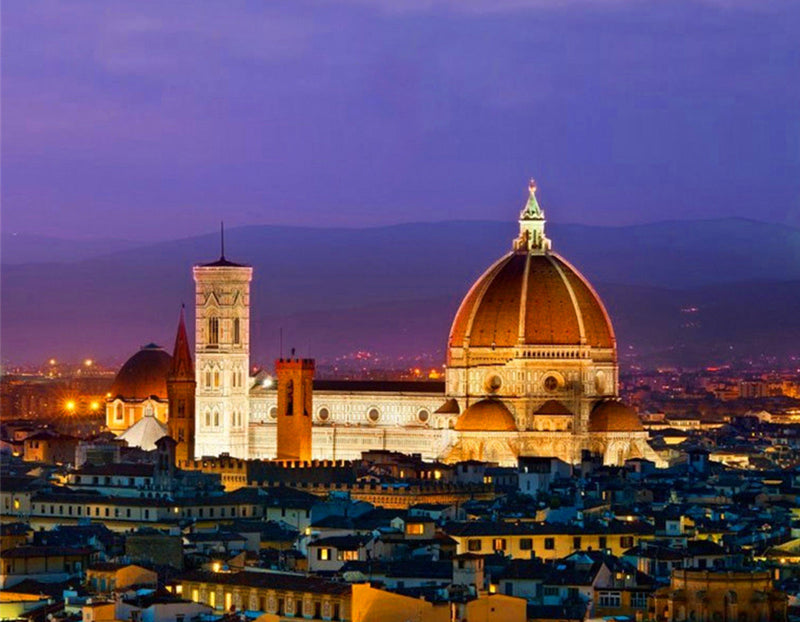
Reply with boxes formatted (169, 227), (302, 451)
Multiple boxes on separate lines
(2, 0), (799, 241)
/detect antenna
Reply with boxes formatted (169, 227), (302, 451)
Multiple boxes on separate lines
(220, 221), (225, 259)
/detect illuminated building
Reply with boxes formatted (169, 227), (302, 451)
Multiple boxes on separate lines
(110, 181), (655, 467)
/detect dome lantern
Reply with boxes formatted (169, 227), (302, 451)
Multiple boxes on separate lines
(514, 179), (551, 254)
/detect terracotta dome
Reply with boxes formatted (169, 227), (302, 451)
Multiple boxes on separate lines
(110, 344), (172, 400)
(588, 400), (643, 433)
(534, 400), (573, 416)
(449, 251), (615, 353)
(454, 399), (518, 432)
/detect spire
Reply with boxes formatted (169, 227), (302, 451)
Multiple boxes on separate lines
(513, 178), (551, 254)
(521, 179), (543, 218)
(169, 305), (194, 379)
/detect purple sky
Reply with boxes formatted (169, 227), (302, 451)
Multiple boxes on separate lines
(2, 1), (799, 241)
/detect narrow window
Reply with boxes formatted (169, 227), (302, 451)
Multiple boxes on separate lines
(233, 318), (240, 345)
(208, 317), (219, 345)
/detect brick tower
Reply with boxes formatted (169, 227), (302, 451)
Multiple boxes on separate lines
(275, 357), (315, 462)
(167, 306), (196, 465)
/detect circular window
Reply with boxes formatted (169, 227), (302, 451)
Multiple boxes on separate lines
(417, 409), (430, 423)
(543, 375), (560, 392)
(318, 407), (330, 422)
(367, 408), (380, 423)
(484, 374), (502, 393)
(269, 406), (278, 419)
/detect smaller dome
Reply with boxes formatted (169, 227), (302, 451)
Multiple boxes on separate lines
(534, 400), (573, 416)
(588, 400), (643, 433)
(455, 399), (517, 432)
(110, 344), (172, 400)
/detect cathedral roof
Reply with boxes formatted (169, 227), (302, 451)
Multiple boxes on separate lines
(117, 414), (168, 451)
(454, 399), (517, 432)
(110, 344), (172, 400)
(448, 181), (615, 356)
(588, 400), (644, 433)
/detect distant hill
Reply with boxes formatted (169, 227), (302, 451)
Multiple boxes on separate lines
(3, 219), (800, 367)
(1, 234), (144, 264)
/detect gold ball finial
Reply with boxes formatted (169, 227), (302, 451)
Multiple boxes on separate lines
(529, 178), (537, 193)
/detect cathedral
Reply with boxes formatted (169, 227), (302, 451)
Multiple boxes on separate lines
(107, 181), (654, 467)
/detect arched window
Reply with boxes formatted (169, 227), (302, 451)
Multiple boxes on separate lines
(214, 411), (219, 427)
(214, 370), (220, 388)
(233, 318), (240, 345)
(205, 411), (210, 427)
(205, 370), (212, 387)
(208, 317), (219, 345)
(115, 403), (123, 421)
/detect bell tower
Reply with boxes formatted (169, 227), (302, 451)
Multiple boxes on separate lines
(167, 306), (195, 465)
(193, 226), (253, 458)
(275, 356), (315, 462)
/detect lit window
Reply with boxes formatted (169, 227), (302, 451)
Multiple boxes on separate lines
(317, 548), (330, 561)
(406, 523), (424, 535)
(337, 550), (359, 561)
(493, 538), (506, 551)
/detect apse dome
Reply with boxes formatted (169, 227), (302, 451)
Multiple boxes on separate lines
(454, 399), (518, 432)
(110, 344), (172, 400)
(588, 400), (643, 433)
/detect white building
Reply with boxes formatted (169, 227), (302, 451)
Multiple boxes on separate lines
(190, 181), (654, 466)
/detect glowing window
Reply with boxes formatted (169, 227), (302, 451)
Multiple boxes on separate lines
(337, 550), (359, 561)
(406, 523), (424, 535)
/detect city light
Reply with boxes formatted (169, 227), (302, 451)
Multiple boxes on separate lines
(90, 401), (100, 411)
(84, 359), (93, 367)
(65, 400), (76, 412)
(49, 358), (56, 365)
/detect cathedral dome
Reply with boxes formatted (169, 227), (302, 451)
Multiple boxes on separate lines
(110, 344), (172, 400)
(454, 399), (518, 432)
(588, 400), (643, 433)
(448, 181), (615, 358)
